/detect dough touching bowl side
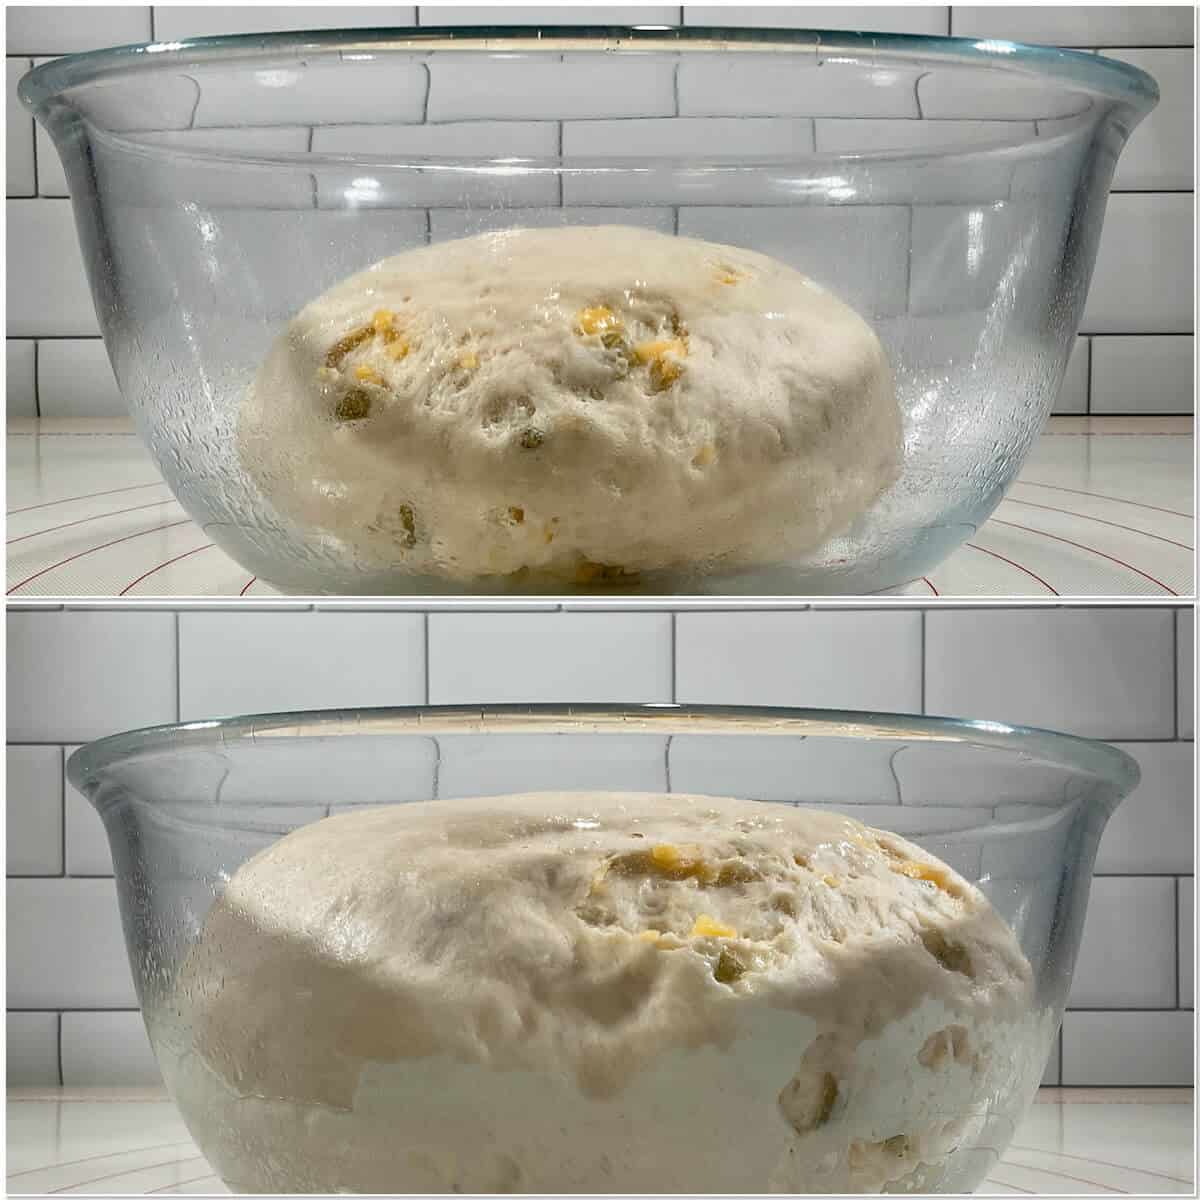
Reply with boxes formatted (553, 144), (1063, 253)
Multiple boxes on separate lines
(22, 30), (1157, 595)
(67, 705), (1138, 1192)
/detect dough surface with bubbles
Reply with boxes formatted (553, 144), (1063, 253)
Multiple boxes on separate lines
(238, 226), (902, 586)
(160, 791), (1051, 1194)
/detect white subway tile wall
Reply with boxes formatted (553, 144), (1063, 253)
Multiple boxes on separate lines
(6, 58), (35, 196)
(5, 6), (153, 54)
(1062, 1011), (1195, 1087)
(425, 6), (681, 24)
(675, 609), (923, 710)
(1093, 742), (1194, 874)
(7, 1012), (60, 1087)
(150, 7), (417, 40)
(1058, 337), (1090, 416)
(923, 607), (1176, 739)
(7, 609), (178, 743)
(7, 877), (137, 1009)
(60, 1012), (162, 1087)
(1090, 336), (1196, 416)
(6, 202), (99, 338)
(4, 6), (1193, 416)
(6, 604), (1193, 1086)
(5, 338), (36, 419)
(1082, 193), (1194, 335)
(1069, 877), (1178, 1008)
(684, 6), (951, 34)
(36, 339), (123, 419)
(1179, 609), (1195, 740)
(6, 746), (63, 877)
(427, 611), (674, 703)
(176, 610), (426, 719)
(949, 6), (1194, 46)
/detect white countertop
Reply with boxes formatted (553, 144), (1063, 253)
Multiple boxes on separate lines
(7, 416), (1194, 598)
(6, 1087), (1194, 1194)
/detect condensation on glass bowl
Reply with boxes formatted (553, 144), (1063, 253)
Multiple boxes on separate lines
(21, 28), (1157, 595)
(67, 705), (1140, 1194)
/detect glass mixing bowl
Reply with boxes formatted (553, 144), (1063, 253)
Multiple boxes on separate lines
(22, 28), (1157, 596)
(68, 704), (1138, 1194)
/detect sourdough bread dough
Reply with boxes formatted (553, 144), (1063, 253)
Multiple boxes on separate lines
(158, 792), (1050, 1193)
(237, 226), (902, 586)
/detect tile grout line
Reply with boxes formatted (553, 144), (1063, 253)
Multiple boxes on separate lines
(57, 1010), (64, 1087)
(59, 744), (66, 877)
(65, 865), (1200, 882)
(428, 611), (443, 800)
(423, 611), (431, 704)
(670, 610), (678, 702)
(1174, 875), (1181, 1008)
(8, 873), (117, 881)
(557, 121), (564, 207)
(1063, 1005), (1194, 1014)
(28, 66), (42, 202)
(1172, 609), (1179, 739)
(9, 1007), (141, 1014)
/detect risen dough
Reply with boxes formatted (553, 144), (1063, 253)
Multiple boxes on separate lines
(158, 792), (1050, 1194)
(237, 226), (901, 586)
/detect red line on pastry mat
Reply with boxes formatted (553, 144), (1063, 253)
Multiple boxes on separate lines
(119, 543), (217, 595)
(7, 499), (179, 544)
(1009, 1145), (1193, 1186)
(7, 1144), (196, 1179)
(985, 1161), (1126, 1193)
(7, 519), (194, 594)
(962, 543), (1060, 595)
(147, 1172), (221, 1194)
(1001, 498), (1193, 550)
(239, 575), (257, 595)
(1012, 480), (1192, 519)
(981, 1175), (1037, 1195)
(7, 481), (169, 515)
(1040, 431), (1179, 437)
(44, 1155), (206, 1194)
(922, 577), (939, 595)
(987, 519), (1179, 595)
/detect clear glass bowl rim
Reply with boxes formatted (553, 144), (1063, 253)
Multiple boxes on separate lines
(68, 702), (1140, 808)
(20, 24), (1159, 125)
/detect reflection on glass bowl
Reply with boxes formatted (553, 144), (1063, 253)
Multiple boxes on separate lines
(69, 703), (1139, 1193)
(21, 27), (1157, 594)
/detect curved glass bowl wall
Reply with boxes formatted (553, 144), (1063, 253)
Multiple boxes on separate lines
(69, 704), (1139, 1192)
(24, 29), (1156, 594)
